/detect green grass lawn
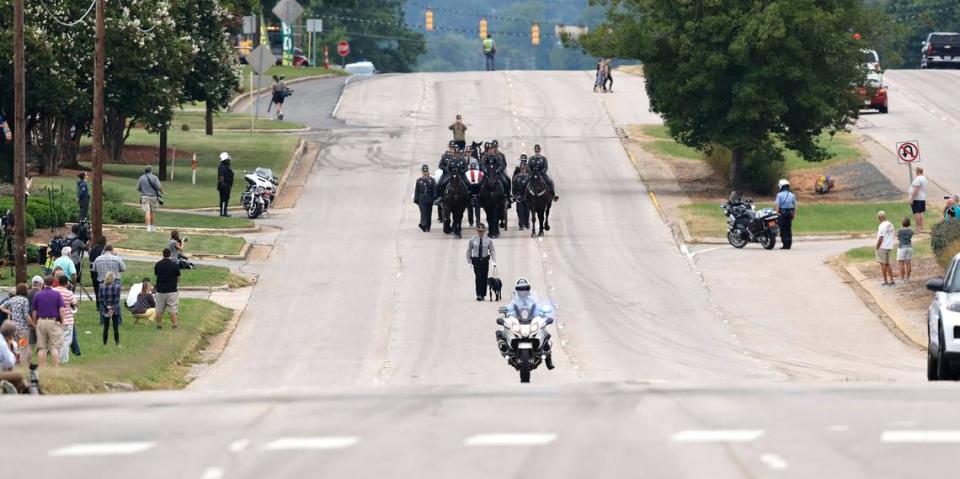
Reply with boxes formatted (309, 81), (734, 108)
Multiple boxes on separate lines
(32, 128), (299, 209)
(682, 201), (925, 237)
(637, 125), (864, 170)
(113, 229), (244, 256)
(845, 241), (933, 263)
(237, 65), (347, 93)
(0, 260), (243, 289)
(153, 211), (253, 229)
(172, 110), (306, 131)
(28, 299), (232, 394)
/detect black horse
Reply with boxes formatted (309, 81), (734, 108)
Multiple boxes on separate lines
(468, 141), (483, 161)
(524, 173), (553, 238)
(441, 175), (468, 238)
(480, 172), (508, 238)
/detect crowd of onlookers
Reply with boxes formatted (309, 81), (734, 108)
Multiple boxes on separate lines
(0, 235), (183, 394)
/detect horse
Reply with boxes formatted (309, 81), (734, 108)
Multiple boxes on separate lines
(441, 175), (468, 238)
(468, 141), (483, 160)
(524, 172), (553, 238)
(480, 171), (508, 238)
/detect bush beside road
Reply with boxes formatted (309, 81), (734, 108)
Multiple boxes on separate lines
(35, 298), (232, 394)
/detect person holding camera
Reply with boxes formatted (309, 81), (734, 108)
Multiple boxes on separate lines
(137, 165), (163, 232)
(0, 320), (27, 393)
(77, 172), (90, 220)
(168, 230), (188, 267)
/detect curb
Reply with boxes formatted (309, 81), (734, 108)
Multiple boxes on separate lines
(688, 233), (870, 245)
(87, 223), (261, 235)
(113, 242), (251, 261)
(228, 74), (338, 112)
(843, 264), (926, 349)
(209, 127), (312, 134)
(273, 139), (308, 209)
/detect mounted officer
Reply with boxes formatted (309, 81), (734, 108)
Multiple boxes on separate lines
(512, 160), (531, 230)
(529, 144), (558, 202)
(512, 154), (529, 178)
(435, 147), (468, 201)
(482, 139), (511, 200)
(439, 140), (457, 172)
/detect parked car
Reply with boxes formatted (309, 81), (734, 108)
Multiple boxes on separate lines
(856, 73), (888, 114)
(345, 61), (376, 75)
(921, 32), (960, 69)
(862, 48), (882, 73)
(925, 254), (960, 380)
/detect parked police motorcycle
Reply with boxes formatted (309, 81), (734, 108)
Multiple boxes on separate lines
(721, 192), (779, 250)
(495, 302), (555, 383)
(240, 167), (279, 219)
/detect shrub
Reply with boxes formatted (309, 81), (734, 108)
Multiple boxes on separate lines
(181, 123), (190, 131)
(26, 242), (39, 263)
(932, 221), (960, 267)
(104, 202), (144, 224)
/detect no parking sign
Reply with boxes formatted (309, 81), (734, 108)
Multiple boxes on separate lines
(897, 140), (920, 164)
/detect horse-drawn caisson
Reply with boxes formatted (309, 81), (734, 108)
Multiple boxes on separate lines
(431, 139), (557, 238)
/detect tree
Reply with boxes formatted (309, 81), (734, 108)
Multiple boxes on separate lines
(176, 0), (242, 135)
(583, 0), (867, 188)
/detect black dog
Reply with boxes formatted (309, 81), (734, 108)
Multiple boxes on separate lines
(487, 277), (502, 302)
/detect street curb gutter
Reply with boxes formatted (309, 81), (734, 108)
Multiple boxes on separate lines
(273, 138), (308, 210)
(843, 264), (926, 349)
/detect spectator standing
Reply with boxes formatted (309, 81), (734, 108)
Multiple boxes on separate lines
(898, 217), (914, 281)
(0, 321), (26, 394)
(594, 58), (603, 92)
(154, 248), (181, 330)
(217, 152), (234, 217)
(53, 275), (77, 364)
(909, 167), (927, 232)
(876, 211), (896, 286)
(131, 279), (157, 324)
(136, 165), (163, 232)
(449, 115), (467, 151)
(944, 198), (960, 223)
(24, 173), (32, 205)
(603, 59), (614, 92)
(0, 111), (11, 142)
(465, 223), (496, 302)
(99, 272), (122, 346)
(91, 245), (126, 288)
(0, 283), (32, 366)
(31, 276), (66, 367)
(77, 172), (90, 220)
(482, 34), (496, 71)
(54, 246), (77, 283)
(88, 236), (107, 300)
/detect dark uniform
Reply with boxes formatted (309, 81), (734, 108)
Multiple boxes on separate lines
(466, 224), (496, 301)
(77, 175), (90, 220)
(217, 158), (235, 217)
(413, 164), (436, 232)
(775, 185), (797, 249)
(530, 145), (558, 201)
(436, 154), (468, 200)
(512, 165), (531, 229)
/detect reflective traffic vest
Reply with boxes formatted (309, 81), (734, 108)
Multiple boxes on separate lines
(483, 38), (494, 53)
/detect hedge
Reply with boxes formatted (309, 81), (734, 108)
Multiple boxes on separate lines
(932, 220), (960, 267)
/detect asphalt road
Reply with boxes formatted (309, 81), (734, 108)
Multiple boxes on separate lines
(5, 71), (955, 479)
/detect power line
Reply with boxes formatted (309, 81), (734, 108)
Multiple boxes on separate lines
(37, 0), (97, 27)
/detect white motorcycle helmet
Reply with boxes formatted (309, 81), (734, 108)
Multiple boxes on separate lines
(515, 277), (531, 300)
(777, 178), (790, 190)
(219, 152), (231, 163)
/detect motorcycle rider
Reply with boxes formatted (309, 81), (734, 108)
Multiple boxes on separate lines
(529, 144), (558, 201)
(496, 278), (554, 370)
(775, 179), (797, 250)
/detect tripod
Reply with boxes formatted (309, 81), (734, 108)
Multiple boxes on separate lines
(73, 249), (93, 302)
(0, 228), (14, 280)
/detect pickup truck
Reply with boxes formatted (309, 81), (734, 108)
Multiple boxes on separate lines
(921, 32), (960, 69)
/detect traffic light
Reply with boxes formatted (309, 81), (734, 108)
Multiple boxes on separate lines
(480, 17), (487, 39)
(425, 8), (433, 32)
(531, 22), (540, 45)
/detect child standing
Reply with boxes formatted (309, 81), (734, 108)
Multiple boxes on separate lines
(897, 217), (914, 281)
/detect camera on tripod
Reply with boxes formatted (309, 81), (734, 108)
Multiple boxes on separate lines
(0, 209), (14, 235)
(76, 218), (92, 243)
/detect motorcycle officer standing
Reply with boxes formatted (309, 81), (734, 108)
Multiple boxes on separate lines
(413, 164), (437, 232)
(775, 179), (797, 250)
(217, 152), (235, 217)
(529, 144), (558, 201)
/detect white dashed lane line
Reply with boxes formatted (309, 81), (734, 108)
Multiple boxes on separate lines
(262, 437), (360, 451)
(760, 453), (788, 471)
(49, 442), (155, 457)
(882, 430), (960, 443)
(227, 438), (251, 453)
(671, 430), (765, 443)
(201, 467), (225, 479)
(464, 433), (557, 447)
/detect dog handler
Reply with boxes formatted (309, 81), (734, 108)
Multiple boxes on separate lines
(466, 223), (496, 302)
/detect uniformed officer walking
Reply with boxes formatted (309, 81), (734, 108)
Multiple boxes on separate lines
(775, 178), (797, 249)
(413, 164), (436, 232)
(466, 223), (497, 301)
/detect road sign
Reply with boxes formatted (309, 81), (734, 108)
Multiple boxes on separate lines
(242, 16), (256, 35)
(272, 0), (304, 26)
(337, 41), (350, 57)
(307, 18), (322, 33)
(897, 140), (921, 164)
(247, 45), (275, 75)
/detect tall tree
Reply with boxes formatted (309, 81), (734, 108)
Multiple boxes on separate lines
(583, 0), (866, 187)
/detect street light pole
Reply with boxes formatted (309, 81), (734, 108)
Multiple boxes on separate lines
(91, 0), (105, 243)
(12, 0), (26, 283)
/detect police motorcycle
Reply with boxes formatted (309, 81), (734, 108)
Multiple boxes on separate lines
(240, 167), (279, 219)
(720, 191), (779, 250)
(495, 278), (555, 383)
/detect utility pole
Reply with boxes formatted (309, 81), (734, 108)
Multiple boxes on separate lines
(91, 0), (106, 243)
(13, 0), (26, 283)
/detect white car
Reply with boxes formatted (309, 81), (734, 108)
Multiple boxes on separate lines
(862, 48), (882, 73)
(345, 61), (376, 75)
(926, 255), (960, 380)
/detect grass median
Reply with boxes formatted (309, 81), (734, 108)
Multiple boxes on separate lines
(681, 201), (925, 238)
(154, 211), (254, 230)
(34, 298), (232, 394)
(172, 110), (306, 131)
(0, 260), (245, 289)
(237, 65), (347, 93)
(112, 229), (245, 256)
(845, 241), (932, 263)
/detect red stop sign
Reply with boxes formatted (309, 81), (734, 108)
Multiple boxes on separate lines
(337, 41), (350, 57)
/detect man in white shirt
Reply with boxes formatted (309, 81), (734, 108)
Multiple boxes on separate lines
(876, 210), (896, 286)
(910, 167), (928, 232)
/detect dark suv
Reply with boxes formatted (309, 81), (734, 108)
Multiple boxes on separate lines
(921, 32), (960, 69)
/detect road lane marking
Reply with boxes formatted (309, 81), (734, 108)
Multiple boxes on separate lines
(671, 430), (764, 443)
(464, 433), (557, 447)
(760, 454), (788, 471)
(49, 442), (155, 457)
(263, 437), (359, 451)
(882, 430), (960, 443)
(228, 439), (250, 453)
(827, 425), (849, 432)
(201, 467), (225, 479)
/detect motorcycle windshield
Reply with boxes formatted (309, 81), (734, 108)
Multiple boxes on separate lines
(254, 167), (274, 180)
